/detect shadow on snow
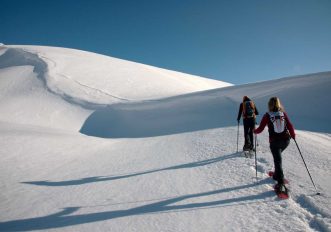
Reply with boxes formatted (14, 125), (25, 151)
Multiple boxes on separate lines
(22, 153), (240, 187)
(80, 96), (238, 138)
(1, 179), (274, 231)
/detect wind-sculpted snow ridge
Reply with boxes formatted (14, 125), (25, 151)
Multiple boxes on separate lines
(16, 45), (232, 106)
(1, 45), (330, 136)
(0, 49), (91, 130)
(0, 45), (231, 130)
(0, 47), (128, 109)
(81, 71), (331, 138)
(0, 48), (47, 85)
(80, 93), (237, 138)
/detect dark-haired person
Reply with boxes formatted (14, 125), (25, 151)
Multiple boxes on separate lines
(237, 96), (259, 151)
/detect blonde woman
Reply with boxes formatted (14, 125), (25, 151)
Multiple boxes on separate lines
(254, 97), (295, 191)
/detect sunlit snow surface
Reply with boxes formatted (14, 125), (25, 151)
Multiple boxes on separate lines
(0, 45), (330, 232)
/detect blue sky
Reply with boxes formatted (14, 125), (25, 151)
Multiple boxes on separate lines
(1, 0), (331, 84)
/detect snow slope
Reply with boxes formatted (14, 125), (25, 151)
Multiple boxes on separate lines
(0, 45), (230, 131)
(0, 45), (330, 232)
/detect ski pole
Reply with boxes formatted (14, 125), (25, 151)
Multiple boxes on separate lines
(256, 134), (259, 147)
(255, 121), (259, 147)
(254, 133), (257, 179)
(294, 139), (320, 195)
(237, 121), (239, 153)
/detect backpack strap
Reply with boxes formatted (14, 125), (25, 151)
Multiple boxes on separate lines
(250, 101), (255, 112)
(242, 100), (256, 118)
(267, 111), (289, 136)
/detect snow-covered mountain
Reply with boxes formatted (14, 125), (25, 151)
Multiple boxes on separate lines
(0, 45), (330, 232)
(0, 45), (231, 131)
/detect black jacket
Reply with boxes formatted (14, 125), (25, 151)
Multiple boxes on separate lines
(237, 98), (259, 121)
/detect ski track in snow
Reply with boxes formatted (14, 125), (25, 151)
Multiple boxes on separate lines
(39, 52), (133, 103)
(37, 51), (130, 108)
(56, 72), (131, 102)
(0, 46), (330, 232)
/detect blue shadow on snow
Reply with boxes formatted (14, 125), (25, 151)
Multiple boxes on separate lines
(0, 178), (274, 231)
(22, 153), (239, 187)
(80, 96), (238, 138)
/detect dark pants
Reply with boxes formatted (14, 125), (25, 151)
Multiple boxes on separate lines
(270, 139), (290, 184)
(243, 118), (255, 149)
